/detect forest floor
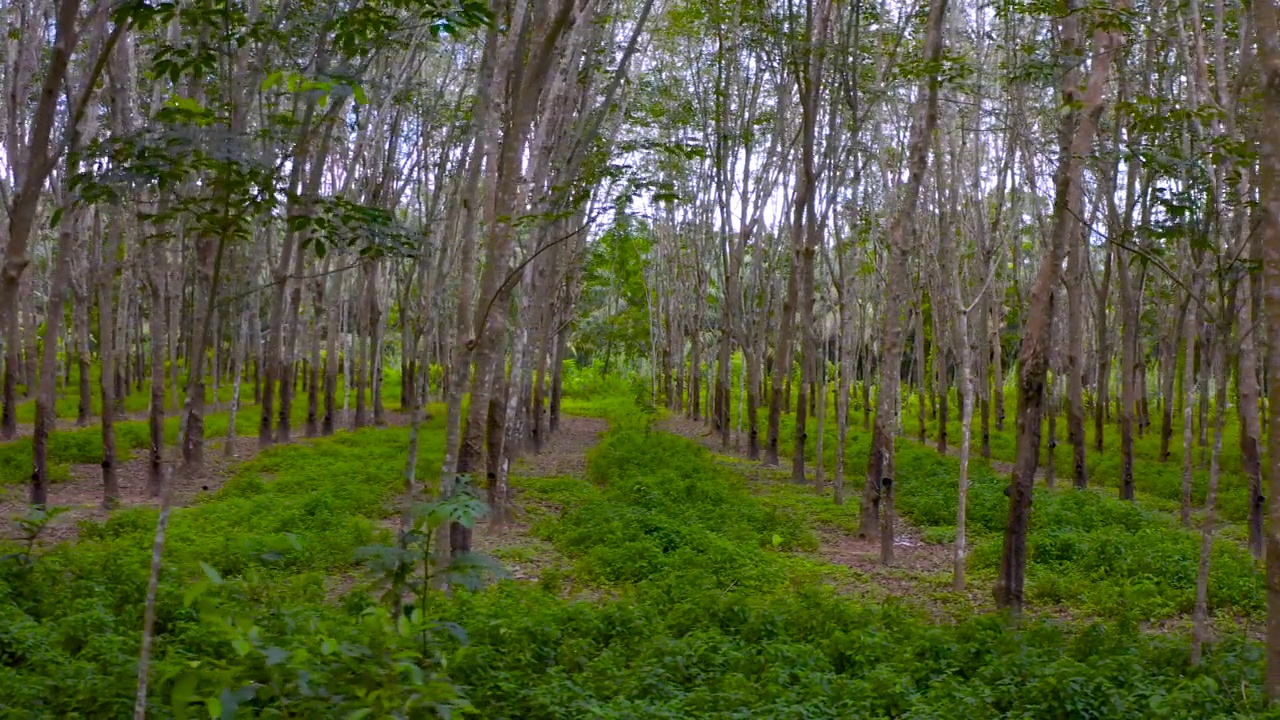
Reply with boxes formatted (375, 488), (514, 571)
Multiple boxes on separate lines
(0, 400), (1258, 639)
(470, 415), (608, 586)
(0, 407), (415, 544)
(656, 415), (998, 621)
(0, 434), (254, 545)
(653, 414), (1259, 636)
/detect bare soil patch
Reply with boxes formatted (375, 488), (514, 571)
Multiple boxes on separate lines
(0, 435), (259, 544)
(515, 415), (608, 478)
(0, 409), (428, 544)
(472, 416), (608, 584)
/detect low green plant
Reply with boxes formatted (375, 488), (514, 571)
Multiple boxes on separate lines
(429, 409), (1279, 719)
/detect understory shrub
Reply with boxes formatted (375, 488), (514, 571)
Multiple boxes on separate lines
(432, 401), (1279, 719)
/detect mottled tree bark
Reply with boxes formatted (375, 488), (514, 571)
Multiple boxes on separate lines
(859, 0), (947, 546)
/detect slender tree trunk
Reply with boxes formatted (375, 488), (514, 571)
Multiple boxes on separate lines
(32, 203), (77, 506)
(371, 263), (389, 426)
(1181, 274), (1200, 525)
(1094, 247), (1113, 452)
(955, 305), (975, 591)
(1239, 270), (1265, 557)
(147, 230), (168, 496)
(916, 297), (928, 444)
(180, 224), (230, 473)
(1257, 1), (1280, 692)
(814, 346), (826, 493)
(746, 346), (762, 460)
(550, 319), (568, 432)
(1190, 327), (1226, 666)
(75, 272), (92, 427)
(278, 243), (309, 443)
(834, 294), (852, 506)
(354, 284), (369, 429)
(996, 2), (1119, 613)
(992, 303), (1006, 433)
(1157, 303), (1183, 462)
(99, 210), (121, 508)
(1117, 251), (1139, 501)
(226, 310), (248, 458)
(1066, 214), (1087, 487)
(323, 269), (342, 435)
(1, 314), (18, 439)
(133, 467), (171, 720)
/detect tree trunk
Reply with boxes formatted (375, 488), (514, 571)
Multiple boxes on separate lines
(996, 2), (1118, 613)
(1065, 213), (1087, 487)
(1094, 247), (1112, 452)
(147, 223), (168, 496)
(98, 209), (121, 508)
(32, 202), (77, 506)
(180, 225), (230, 473)
(74, 269), (92, 427)
(955, 305), (975, 591)
(1, 315), (18, 439)
(1158, 317), (1182, 462)
(1181, 274), (1200, 525)
(766, 207), (802, 467)
(550, 319), (568, 433)
(1239, 270), (1265, 557)
(859, 0), (947, 545)
(1190, 327), (1226, 666)
(814, 344), (826, 493)
(1117, 248), (1139, 501)
(225, 310), (248, 458)
(1257, 1), (1280, 692)
(916, 296), (928, 444)
(323, 269), (342, 435)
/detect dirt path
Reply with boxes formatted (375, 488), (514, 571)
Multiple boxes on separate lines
(0, 409), (420, 544)
(656, 414), (991, 619)
(470, 415), (608, 585)
(0, 435), (264, 544)
(514, 416), (608, 478)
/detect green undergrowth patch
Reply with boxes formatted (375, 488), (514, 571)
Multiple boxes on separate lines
(432, 393), (1278, 718)
(890, 441), (1264, 622)
(0, 411), (449, 716)
(0, 389), (408, 485)
(10, 362), (407, 423)
(724, 388), (1265, 622)
(553, 429), (816, 588)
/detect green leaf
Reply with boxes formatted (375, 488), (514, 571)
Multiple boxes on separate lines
(171, 671), (199, 720)
(200, 561), (223, 585)
(264, 646), (289, 666)
(346, 710), (372, 720)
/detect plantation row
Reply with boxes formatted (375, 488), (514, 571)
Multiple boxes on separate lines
(0, 377), (1273, 716)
